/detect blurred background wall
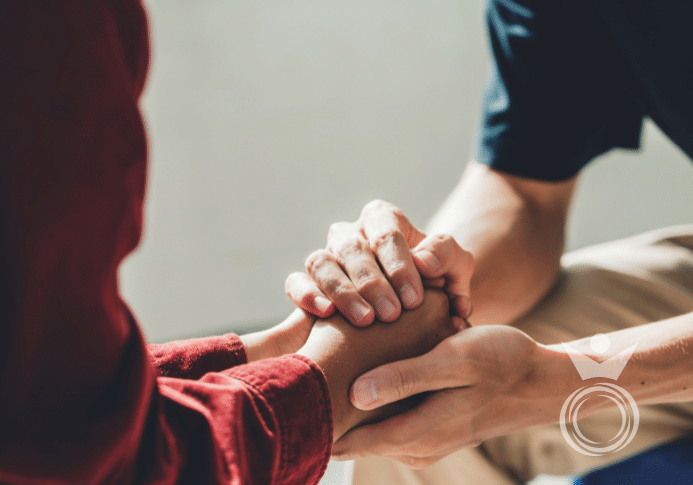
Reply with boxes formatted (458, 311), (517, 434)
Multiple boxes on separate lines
(120, 1), (693, 482)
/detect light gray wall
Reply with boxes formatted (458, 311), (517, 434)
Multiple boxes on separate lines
(121, 0), (693, 344)
(121, 0), (486, 342)
(119, 2), (693, 482)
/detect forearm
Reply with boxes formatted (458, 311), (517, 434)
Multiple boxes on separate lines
(471, 313), (693, 445)
(546, 312), (693, 406)
(427, 161), (575, 326)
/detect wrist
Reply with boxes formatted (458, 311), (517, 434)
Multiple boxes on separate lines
(240, 329), (281, 363)
(529, 343), (584, 423)
(240, 309), (315, 363)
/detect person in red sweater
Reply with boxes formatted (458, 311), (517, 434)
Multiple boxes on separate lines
(0, 1), (461, 484)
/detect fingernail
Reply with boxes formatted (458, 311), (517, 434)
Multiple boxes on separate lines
(350, 301), (371, 325)
(415, 249), (441, 273)
(461, 295), (473, 318)
(400, 283), (418, 308)
(314, 296), (332, 313)
(331, 453), (351, 461)
(375, 296), (397, 320)
(352, 378), (378, 409)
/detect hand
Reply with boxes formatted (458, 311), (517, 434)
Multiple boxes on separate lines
(285, 199), (474, 326)
(240, 308), (316, 362)
(297, 289), (462, 442)
(332, 326), (552, 467)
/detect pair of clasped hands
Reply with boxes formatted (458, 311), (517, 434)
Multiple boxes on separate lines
(241, 200), (540, 468)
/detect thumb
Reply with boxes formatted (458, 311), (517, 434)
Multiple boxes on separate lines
(412, 234), (474, 318)
(350, 352), (443, 410)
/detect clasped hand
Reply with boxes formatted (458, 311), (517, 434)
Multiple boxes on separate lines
(283, 199), (545, 467)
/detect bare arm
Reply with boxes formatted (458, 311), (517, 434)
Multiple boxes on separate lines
(427, 160), (576, 326)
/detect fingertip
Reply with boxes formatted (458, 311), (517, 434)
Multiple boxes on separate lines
(450, 315), (469, 331)
(451, 295), (473, 319)
(351, 377), (380, 410)
(399, 282), (422, 309)
(313, 295), (334, 316)
(374, 295), (401, 322)
(348, 300), (375, 327)
(461, 295), (473, 318)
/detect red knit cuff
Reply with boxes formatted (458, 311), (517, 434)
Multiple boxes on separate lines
(148, 333), (248, 379)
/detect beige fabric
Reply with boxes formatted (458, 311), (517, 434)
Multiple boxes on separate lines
(346, 226), (693, 485)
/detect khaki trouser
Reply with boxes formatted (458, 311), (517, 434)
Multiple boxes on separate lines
(346, 226), (693, 484)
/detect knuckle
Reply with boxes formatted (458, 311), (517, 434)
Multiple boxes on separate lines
(383, 260), (410, 281)
(361, 199), (391, 216)
(329, 234), (368, 259)
(327, 221), (351, 239)
(352, 273), (385, 294)
(304, 249), (331, 274)
(370, 229), (404, 253)
(328, 282), (356, 302)
(393, 368), (416, 401)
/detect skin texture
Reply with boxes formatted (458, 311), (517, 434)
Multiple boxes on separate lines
(288, 161), (693, 466)
(240, 308), (316, 363)
(285, 201), (475, 326)
(282, 161), (693, 466)
(297, 289), (460, 442)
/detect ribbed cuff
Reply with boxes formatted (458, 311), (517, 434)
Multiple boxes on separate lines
(148, 333), (248, 380)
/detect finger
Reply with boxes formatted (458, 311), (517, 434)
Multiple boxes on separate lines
(272, 307), (317, 355)
(413, 234), (474, 317)
(349, 339), (467, 410)
(422, 276), (445, 289)
(327, 226), (401, 322)
(332, 407), (421, 460)
(285, 272), (335, 318)
(305, 249), (375, 326)
(334, 393), (448, 460)
(360, 201), (426, 310)
(335, 387), (474, 461)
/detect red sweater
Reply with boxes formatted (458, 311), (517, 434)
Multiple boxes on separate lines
(0, 1), (333, 484)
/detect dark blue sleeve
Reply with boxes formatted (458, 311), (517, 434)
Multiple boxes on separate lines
(472, 0), (644, 181)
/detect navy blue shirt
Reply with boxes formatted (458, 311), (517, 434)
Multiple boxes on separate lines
(473, 0), (693, 181)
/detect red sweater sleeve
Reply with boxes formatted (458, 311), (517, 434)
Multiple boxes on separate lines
(0, 1), (332, 484)
(148, 333), (249, 379)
